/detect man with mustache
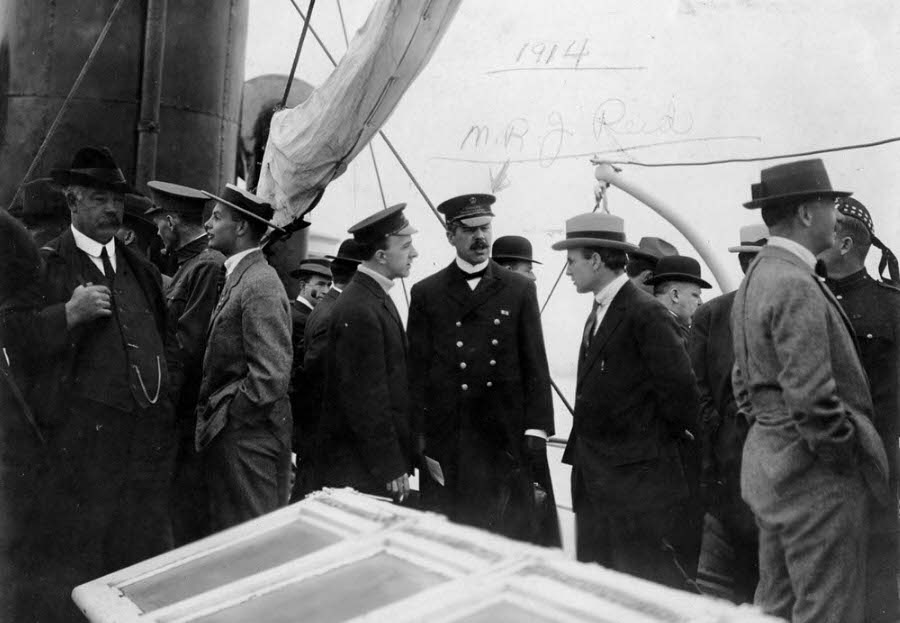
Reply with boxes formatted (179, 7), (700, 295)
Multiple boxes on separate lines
(24, 146), (175, 622)
(408, 194), (555, 543)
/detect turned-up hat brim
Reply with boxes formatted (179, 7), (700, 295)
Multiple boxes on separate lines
(201, 189), (286, 233)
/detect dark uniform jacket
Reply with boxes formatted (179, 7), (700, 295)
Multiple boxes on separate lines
(408, 260), (554, 539)
(289, 297), (313, 449)
(563, 279), (699, 513)
(319, 271), (413, 493)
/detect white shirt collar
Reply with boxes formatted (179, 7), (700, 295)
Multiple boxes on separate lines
(455, 256), (489, 274)
(357, 264), (394, 292)
(71, 225), (116, 270)
(766, 236), (817, 270)
(294, 295), (314, 310)
(224, 247), (259, 276)
(332, 284), (344, 294)
(594, 272), (629, 307)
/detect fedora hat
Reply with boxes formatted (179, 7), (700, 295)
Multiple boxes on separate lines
(289, 256), (332, 279)
(629, 236), (679, 263)
(645, 255), (712, 288)
(145, 181), (210, 218)
(202, 183), (286, 233)
(743, 158), (850, 209)
(492, 235), (542, 264)
(51, 146), (135, 194)
(551, 213), (639, 253)
(728, 223), (769, 253)
(326, 238), (364, 266)
(21, 178), (68, 224)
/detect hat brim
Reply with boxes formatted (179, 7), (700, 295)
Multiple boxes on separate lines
(290, 267), (332, 279)
(628, 250), (661, 263)
(201, 190), (286, 234)
(742, 189), (850, 209)
(728, 244), (764, 253)
(492, 254), (542, 265)
(551, 238), (640, 253)
(391, 224), (418, 237)
(326, 255), (363, 265)
(453, 215), (493, 227)
(645, 272), (713, 289)
(50, 170), (136, 195)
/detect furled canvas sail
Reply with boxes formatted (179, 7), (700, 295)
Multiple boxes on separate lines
(256, 0), (461, 226)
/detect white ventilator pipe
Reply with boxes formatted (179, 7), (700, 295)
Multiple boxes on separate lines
(593, 162), (737, 293)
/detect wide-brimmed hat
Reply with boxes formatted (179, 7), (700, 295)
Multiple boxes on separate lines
(326, 238), (364, 266)
(22, 178), (69, 224)
(492, 235), (542, 264)
(629, 237), (679, 263)
(348, 203), (417, 244)
(551, 213), (639, 253)
(645, 255), (712, 288)
(202, 183), (285, 233)
(145, 181), (209, 218)
(728, 223), (769, 253)
(743, 158), (850, 209)
(51, 146), (135, 194)
(289, 256), (332, 279)
(437, 193), (495, 227)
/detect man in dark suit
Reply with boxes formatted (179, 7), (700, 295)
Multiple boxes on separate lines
(553, 212), (700, 590)
(492, 234), (540, 282)
(690, 223), (767, 603)
(15, 177), (70, 246)
(648, 255), (711, 344)
(26, 147), (175, 621)
(146, 180), (225, 545)
(408, 194), (556, 544)
(733, 159), (889, 623)
(318, 205), (418, 502)
(820, 197), (899, 623)
(196, 184), (293, 532)
(291, 239), (362, 501)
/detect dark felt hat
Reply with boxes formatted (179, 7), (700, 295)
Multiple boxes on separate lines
(551, 213), (639, 253)
(743, 158), (850, 209)
(51, 146), (135, 194)
(645, 255), (712, 288)
(202, 183), (285, 233)
(628, 237), (679, 264)
(145, 181), (209, 218)
(437, 193), (496, 227)
(289, 256), (332, 279)
(492, 235), (541, 264)
(326, 238), (364, 266)
(728, 224), (769, 253)
(21, 178), (68, 224)
(348, 203), (417, 245)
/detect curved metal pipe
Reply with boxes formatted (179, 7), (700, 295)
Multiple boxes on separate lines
(593, 162), (737, 293)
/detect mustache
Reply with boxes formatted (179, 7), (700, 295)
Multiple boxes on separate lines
(470, 241), (489, 250)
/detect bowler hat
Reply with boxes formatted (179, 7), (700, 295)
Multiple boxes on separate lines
(290, 256), (332, 279)
(551, 213), (639, 253)
(348, 203), (417, 245)
(492, 235), (542, 264)
(437, 194), (495, 227)
(326, 238), (364, 266)
(22, 178), (68, 224)
(51, 146), (135, 194)
(728, 223), (769, 253)
(629, 237), (679, 263)
(645, 255), (712, 288)
(145, 181), (209, 218)
(743, 159), (850, 209)
(202, 183), (285, 233)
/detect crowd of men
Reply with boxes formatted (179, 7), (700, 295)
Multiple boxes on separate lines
(0, 146), (897, 623)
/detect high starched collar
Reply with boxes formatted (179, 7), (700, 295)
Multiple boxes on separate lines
(357, 264), (394, 293)
(71, 224), (116, 262)
(826, 268), (870, 294)
(594, 272), (629, 307)
(455, 256), (489, 274)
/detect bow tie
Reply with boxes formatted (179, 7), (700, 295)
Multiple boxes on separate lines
(459, 266), (487, 280)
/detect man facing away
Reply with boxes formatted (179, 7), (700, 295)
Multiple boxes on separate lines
(625, 236), (679, 294)
(195, 184), (293, 533)
(290, 239), (362, 501)
(553, 212), (700, 590)
(492, 234), (541, 282)
(732, 159), (890, 623)
(819, 197), (899, 623)
(146, 180), (225, 545)
(690, 223), (767, 603)
(318, 204), (418, 503)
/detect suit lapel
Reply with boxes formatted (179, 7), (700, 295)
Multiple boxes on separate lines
(208, 250), (259, 331)
(577, 283), (630, 384)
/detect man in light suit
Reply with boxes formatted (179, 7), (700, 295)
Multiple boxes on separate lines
(732, 159), (890, 623)
(554, 212), (701, 590)
(318, 205), (418, 503)
(196, 184), (293, 533)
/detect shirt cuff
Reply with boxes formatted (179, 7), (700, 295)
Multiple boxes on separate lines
(524, 429), (547, 440)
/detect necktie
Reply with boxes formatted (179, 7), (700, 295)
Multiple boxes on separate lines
(216, 264), (227, 297)
(582, 300), (600, 350)
(463, 268), (487, 281)
(100, 246), (115, 283)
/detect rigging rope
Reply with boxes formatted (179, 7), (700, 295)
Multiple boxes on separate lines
(281, 0), (317, 108)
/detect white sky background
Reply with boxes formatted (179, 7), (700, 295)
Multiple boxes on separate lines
(247, 0), (900, 438)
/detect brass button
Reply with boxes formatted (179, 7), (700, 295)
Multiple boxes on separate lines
(461, 384), (469, 391)
(456, 341), (463, 347)
(456, 321), (462, 327)
(486, 381), (493, 388)
(494, 319), (500, 325)
(866, 333), (873, 339)
(489, 360), (496, 366)
(491, 339), (499, 346)
(836, 294), (843, 300)
(459, 362), (467, 370)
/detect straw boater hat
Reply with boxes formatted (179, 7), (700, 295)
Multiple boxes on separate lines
(290, 257), (332, 279)
(348, 203), (417, 244)
(743, 158), (850, 209)
(492, 235), (542, 264)
(628, 237), (679, 264)
(728, 224), (769, 253)
(551, 213), (640, 253)
(201, 183), (285, 233)
(51, 146), (135, 194)
(645, 255), (712, 289)
(145, 181), (210, 218)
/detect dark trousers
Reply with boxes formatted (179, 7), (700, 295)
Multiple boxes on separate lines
(204, 423), (291, 533)
(865, 502), (900, 623)
(696, 511), (759, 603)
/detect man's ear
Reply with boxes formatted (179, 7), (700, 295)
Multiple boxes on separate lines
(120, 229), (136, 246)
(839, 235), (854, 256)
(445, 228), (454, 245)
(797, 203), (814, 227)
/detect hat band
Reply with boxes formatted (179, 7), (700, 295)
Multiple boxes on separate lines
(566, 230), (626, 242)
